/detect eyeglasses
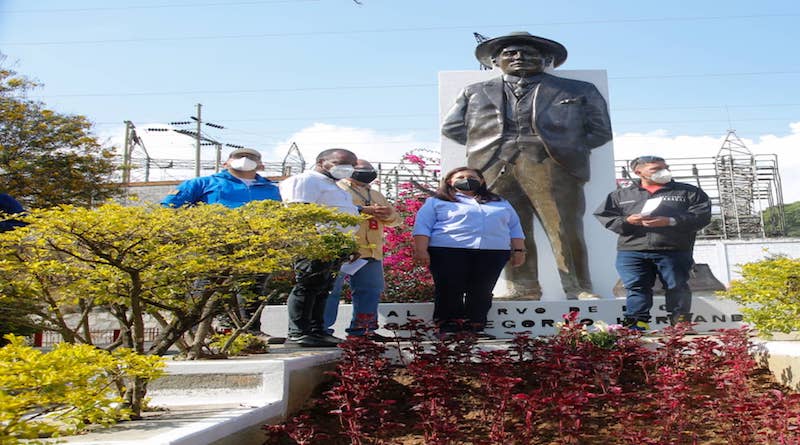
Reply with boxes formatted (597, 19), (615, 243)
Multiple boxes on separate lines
(630, 156), (665, 169)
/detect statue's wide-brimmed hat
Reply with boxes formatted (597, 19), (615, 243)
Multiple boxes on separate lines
(475, 32), (568, 68)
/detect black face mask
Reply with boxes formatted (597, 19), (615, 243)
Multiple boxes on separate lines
(453, 178), (482, 192)
(351, 169), (378, 184)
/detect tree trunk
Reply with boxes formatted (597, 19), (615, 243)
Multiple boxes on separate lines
(126, 272), (147, 416)
(123, 376), (148, 419)
(186, 297), (217, 360)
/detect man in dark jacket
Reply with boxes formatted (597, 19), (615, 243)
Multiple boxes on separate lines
(594, 156), (711, 330)
(442, 32), (612, 300)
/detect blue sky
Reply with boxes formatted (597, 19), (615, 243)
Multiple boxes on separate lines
(2, 0), (800, 197)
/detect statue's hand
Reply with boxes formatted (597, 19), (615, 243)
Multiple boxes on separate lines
(510, 251), (526, 267)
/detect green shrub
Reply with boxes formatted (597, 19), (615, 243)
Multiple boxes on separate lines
(209, 332), (268, 356)
(721, 255), (800, 336)
(0, 335), (165, 444)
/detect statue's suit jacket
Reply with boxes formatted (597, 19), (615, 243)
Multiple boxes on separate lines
(442, 72), (613, 182)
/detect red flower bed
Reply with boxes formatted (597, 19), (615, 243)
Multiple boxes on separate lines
(265, 313), (800, 445)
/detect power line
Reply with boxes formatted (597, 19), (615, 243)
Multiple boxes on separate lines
(614, 103), (800, 111)
(612, 70), (800, 80)
(32, 83), (436, 98)
(88, 102), (800, 127)
(5, 14), (800, 46)
(29, 70), (800, 99)
(2, 0), (319, 14)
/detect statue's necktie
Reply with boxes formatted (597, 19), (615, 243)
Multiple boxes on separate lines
(513, 80), (532, 98)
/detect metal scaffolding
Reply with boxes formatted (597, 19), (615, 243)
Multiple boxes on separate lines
(615, 130), (785, 239)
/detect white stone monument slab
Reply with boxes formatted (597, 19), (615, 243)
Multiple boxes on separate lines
(262, 296), (746, 339)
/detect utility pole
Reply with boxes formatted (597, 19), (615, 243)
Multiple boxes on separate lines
(193, 103), (202, 177)
(122, 121), (133, 184)
(215, 143), (222, 172)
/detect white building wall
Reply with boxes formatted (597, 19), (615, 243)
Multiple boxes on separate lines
(694, 239), (800, 285)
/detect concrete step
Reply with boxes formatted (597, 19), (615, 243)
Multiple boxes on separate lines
(56, 347), (341, 445)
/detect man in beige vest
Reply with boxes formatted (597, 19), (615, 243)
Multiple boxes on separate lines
(323, 159), (401, 339)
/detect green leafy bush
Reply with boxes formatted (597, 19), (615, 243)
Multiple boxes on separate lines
(0, 335), (165, 444)
(209, 332), (268, 356)
(721, 255), (800, 336)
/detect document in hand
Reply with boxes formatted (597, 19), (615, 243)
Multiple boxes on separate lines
(640, 197), (663, 216)
(340, 258), (368, 275)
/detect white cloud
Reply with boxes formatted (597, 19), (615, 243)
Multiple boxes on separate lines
(614, 122), (800, 203)
(266, 123), (439, 167)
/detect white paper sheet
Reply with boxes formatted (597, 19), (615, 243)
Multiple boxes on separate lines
(339, 258), (368, 275)
(640, 197), (663, 216)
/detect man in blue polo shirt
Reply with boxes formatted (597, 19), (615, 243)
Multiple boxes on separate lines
(162, 148), (281, 208)
(162, 148), (281, 335)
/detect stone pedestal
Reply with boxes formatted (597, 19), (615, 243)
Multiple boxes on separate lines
(262, 296), (745, 339)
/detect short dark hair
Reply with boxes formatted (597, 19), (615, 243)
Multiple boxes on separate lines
(629, 155), (666, 170)
(435, 167), (502, 204)
(316, 148), (356, 163)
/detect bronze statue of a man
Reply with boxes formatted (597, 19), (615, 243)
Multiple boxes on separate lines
(442, 32), (613, 299)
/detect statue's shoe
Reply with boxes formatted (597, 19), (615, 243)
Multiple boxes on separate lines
(565, 290), (601, 300)
(502, 291), (542, 301)
(577, 291), (600, 300)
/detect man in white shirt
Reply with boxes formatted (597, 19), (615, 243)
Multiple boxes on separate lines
(279, 148), (360, 347)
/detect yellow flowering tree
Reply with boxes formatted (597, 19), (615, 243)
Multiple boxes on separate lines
(0, 200), (359, 413)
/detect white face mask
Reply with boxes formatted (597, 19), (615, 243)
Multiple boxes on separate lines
(328, 164), (354, 179)
(228, 157), (259, 172)
(649, 169), (672, 184)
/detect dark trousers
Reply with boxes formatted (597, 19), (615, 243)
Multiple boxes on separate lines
(616, 250), (694, 322)
(286, 258), (340, 337)
(428, 247), (510, 332)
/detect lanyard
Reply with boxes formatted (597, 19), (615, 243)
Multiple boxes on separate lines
(348, 184), (372, 206)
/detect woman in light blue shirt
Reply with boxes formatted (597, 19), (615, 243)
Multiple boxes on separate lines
(412, 167), (525, 338)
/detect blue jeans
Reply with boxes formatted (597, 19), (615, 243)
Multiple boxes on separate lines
(616, 250), (694, 322)
(323, 258), (384, 336)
